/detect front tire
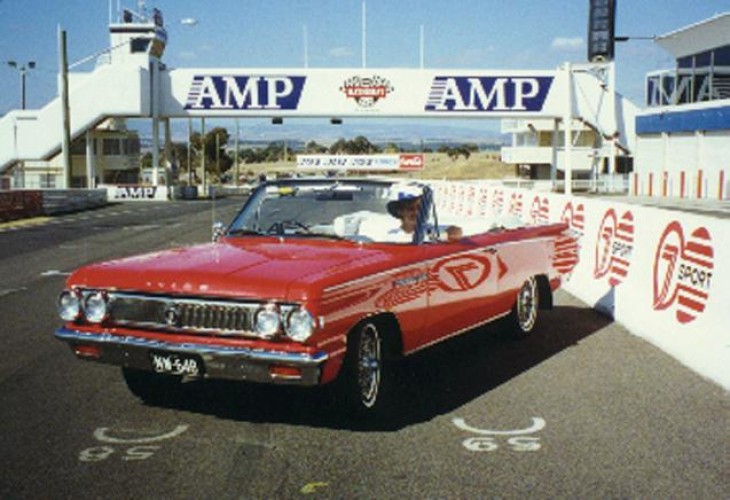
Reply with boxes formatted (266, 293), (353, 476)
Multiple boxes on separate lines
(508, 276), (539, 337)
(340, 321), (394, 418)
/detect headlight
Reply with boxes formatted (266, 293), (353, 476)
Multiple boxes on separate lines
(254, 304), (281, 338)
(84, 291), (109, 323)
(58, 290), (81, 321)
(285, 308), (315, 342)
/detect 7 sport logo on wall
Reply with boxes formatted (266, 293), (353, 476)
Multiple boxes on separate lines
(594, 209), (634, 287)
(653, 221), (714, 324)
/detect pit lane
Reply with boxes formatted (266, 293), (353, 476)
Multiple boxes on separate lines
(0, 198), (725, 498)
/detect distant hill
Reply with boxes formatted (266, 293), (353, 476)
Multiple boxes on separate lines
(137, 118), (508, 151)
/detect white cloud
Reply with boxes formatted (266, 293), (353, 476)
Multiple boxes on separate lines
(551, 37), (583, 51)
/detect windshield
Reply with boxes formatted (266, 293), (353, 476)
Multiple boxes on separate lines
(227, 179), (410, 242)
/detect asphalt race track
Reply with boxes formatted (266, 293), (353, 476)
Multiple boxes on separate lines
(0, 198), (726, 498)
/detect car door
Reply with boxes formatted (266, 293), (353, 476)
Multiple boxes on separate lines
(422, 241), (500, 347)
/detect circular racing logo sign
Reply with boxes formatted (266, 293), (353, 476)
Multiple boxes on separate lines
(509, 192), (523, 217)
(561, 201), (585, 235)
(653, 221), (714, 324)
(340, 75), (393, 108)
(529, 196), (550, 225)
(594, 208), (634, 287)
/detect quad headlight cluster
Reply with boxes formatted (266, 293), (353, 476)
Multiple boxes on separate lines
(58, 289), (317, 343)
(254, 303), (316, 342)
(58, 289), (109, 324)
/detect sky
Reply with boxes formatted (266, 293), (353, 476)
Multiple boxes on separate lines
(0, 0), (728, 137)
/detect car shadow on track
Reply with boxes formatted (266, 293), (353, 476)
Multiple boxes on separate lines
(154, 304), (612, 431)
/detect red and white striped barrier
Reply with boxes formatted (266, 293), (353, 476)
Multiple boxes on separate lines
(631, 169), (729, 200)
(431, 180), (729, 390)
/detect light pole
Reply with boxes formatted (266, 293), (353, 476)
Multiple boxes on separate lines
(7, 60), (36, 109)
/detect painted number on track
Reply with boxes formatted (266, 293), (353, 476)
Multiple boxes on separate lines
(78, 425), (189, 463)
(453, 417), (545, 453)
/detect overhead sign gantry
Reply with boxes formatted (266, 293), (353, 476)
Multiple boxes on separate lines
(0, 0), (627, 195)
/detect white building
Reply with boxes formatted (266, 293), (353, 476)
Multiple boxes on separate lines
(633, 13), (730, 200)
(0, 3), (167, 191)
(18, 119), (141, 189)
(501, 110), (636, 184)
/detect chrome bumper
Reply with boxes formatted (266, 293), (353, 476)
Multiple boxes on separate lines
(55, 327), (327, 386)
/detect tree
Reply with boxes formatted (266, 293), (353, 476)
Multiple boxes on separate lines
(328, 138), (348, 154)
(169, 142), (188, 169)
(187, 127), (233, 179)
(305, 140), (327, 154)
(328, 136), (380, 155)
(444, 145), (472, 161)
(140, 152), (153, 168)
(350, 135), (377, 154)
(457, 145), (472, 160)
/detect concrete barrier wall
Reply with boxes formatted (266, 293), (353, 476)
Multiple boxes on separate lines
(0, 189), (107, 219)
(430, 181), (729, 390)
(0, 190), (43, 221)
(41, 189), (107, 214)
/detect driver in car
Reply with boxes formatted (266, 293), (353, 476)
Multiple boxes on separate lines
(385, 187), (462, 243)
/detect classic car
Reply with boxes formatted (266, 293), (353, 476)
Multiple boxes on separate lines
(55, 178), (578, 417)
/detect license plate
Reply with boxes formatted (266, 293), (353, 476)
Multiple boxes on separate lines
(149, 352), (203, 377)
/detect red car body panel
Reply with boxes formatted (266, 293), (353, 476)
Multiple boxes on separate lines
(60, 219), (575, 385)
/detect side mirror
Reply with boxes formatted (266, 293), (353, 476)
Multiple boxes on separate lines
(212, 222), (226, 242)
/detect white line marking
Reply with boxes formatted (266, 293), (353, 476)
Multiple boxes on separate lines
(41, 270), (72, 277)
(94, 425), (189, 444)
(452, 417), (546, 436)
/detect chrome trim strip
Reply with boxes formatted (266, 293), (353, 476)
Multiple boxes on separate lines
(55, 327), (327, 366)
(99, 292), (301, 339)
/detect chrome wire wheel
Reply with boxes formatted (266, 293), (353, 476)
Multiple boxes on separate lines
(356, 323), (382, 408)
(515, 276), (539, 333)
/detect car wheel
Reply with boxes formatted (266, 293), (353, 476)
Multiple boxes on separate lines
(122, 367), (184, 405)
(509, 276), (539, 337)
(341, 321), (393, 417)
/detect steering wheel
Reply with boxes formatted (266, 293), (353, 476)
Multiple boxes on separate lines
(266, 220), (311, 235)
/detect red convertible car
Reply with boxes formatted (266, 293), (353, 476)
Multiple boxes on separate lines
(56, 178), (578, 417)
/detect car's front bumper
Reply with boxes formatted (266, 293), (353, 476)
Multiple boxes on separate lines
(55, 327), (327, 386)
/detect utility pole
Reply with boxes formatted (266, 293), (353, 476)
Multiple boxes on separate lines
(59, 27), (72, 189)
(361, 1), (367, 68)
(563, 62), (573, 195)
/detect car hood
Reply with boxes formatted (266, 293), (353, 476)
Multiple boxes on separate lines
(67, 237), (398, 302)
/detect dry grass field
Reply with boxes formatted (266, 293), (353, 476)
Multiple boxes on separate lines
(236, 152), (516, 181)
(412, 152), (516, 180)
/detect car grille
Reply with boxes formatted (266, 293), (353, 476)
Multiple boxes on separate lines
(107, 293), (261, 336)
